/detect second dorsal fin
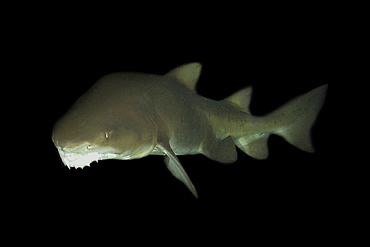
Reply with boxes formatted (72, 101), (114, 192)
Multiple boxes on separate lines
(165, 62), (202, 91)
(223, 86), (253, 114)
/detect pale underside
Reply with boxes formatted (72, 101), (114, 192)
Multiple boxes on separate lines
(57, 145), (199, 197)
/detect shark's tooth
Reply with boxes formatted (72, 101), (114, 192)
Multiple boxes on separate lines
(65, 162), (71, 168)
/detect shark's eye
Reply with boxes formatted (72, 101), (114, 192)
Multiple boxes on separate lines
(87, 145), (92, 149)
(105, 131), (110, 139)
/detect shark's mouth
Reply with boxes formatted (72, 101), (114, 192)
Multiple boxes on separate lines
(57, 148), (140, 168)
(57, 149), (104, 168)
(57, 149), (131, 169)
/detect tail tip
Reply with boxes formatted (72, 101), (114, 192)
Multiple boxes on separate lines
(279, 84), (328, 154)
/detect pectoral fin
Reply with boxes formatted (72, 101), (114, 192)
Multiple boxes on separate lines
(156, 143), (198, 198)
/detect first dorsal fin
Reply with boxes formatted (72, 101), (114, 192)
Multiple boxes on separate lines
(165, 62), (202, 91)
(224, 86), (253, 113)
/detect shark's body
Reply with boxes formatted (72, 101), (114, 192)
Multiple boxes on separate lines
(52, 63), (327, 197)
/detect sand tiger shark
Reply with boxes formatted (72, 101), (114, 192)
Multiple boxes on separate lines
(52, 63), (327, 197)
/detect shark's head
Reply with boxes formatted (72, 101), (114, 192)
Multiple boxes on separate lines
(52, 74), (158, 168)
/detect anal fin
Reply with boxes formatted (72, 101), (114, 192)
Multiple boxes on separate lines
(201, 136), (238, 164)
(233, 134), (270, 160)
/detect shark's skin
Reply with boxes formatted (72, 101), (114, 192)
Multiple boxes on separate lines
(52, 63), (327, 197)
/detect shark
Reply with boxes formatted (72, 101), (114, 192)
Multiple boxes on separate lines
(52, 62), (327, 198)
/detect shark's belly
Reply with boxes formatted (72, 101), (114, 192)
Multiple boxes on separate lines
(168, 116), (208, 156)
(169, 130), (204, 155)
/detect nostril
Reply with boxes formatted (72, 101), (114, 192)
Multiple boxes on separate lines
(55, 142), (65, 151)
(53, 139), (60, 149)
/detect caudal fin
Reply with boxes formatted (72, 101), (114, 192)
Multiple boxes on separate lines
(275, 84), (328, 152)
(232, 84), (327, 159)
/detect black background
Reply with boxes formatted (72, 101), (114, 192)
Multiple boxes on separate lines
(7, 5), (344, 239)
(39, 39), (332, 204)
